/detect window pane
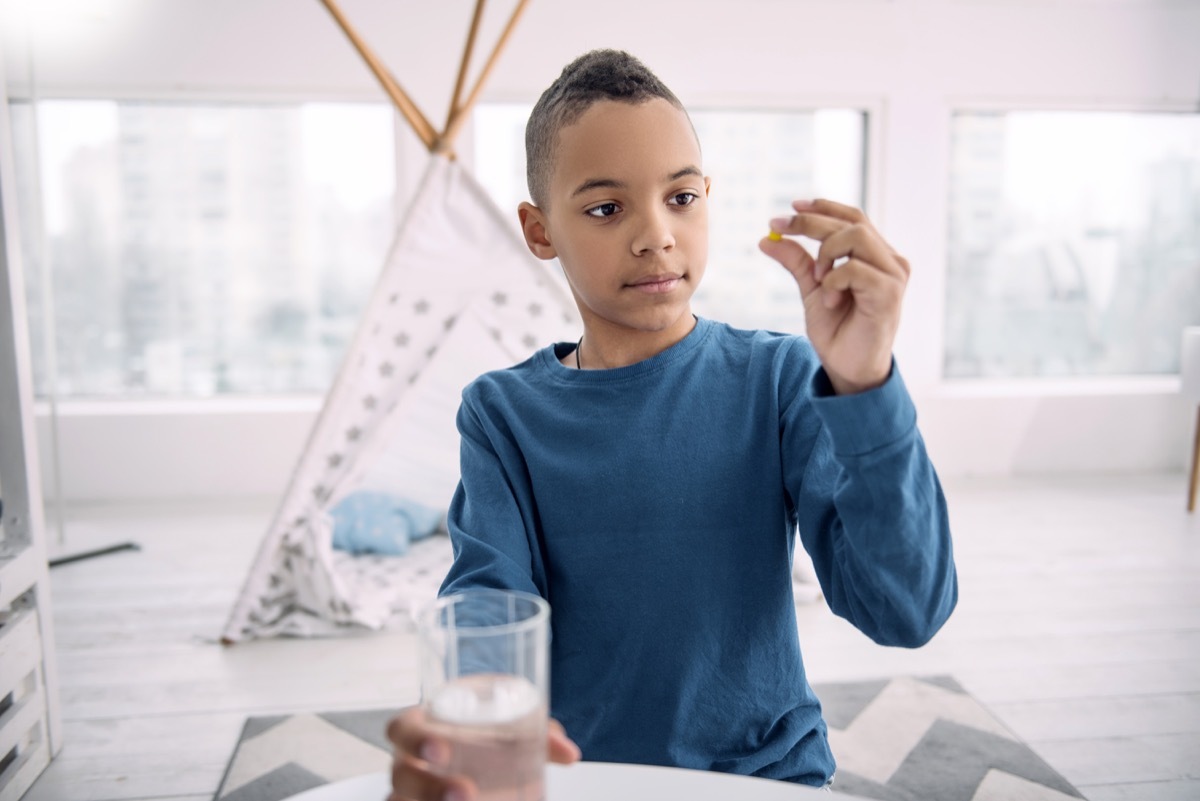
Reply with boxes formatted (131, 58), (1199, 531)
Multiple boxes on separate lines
(471, 105), (866, 336)
(8, 100), (395, 397)
(945, 111), (1200, 378)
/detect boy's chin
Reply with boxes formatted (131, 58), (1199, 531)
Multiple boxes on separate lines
(598, 305), (696, 334)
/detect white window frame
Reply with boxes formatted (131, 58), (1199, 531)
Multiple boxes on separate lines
(939, 96), (1197, 396)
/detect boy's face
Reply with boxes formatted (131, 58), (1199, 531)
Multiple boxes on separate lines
(519, 98), (710, 342)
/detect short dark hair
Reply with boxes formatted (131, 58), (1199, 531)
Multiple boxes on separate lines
(524, 49), (687, 207)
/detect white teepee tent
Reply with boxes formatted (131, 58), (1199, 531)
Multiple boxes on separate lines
(222, 0), (578, 642)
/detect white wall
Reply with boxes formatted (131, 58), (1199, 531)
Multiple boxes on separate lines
(5, 0), (1199, 501)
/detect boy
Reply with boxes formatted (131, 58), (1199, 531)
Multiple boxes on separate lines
(387, 49), (957, 801)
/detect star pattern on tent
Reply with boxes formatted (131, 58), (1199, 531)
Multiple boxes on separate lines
(528, 302), (543, 317)
(414, 299), (430, 315)
(346, 426), (362, 442)
(408, 372), (420, 385)
(363, 395), (377, 410)
(443, 316), (456, 331)
(490, 328), (502, 341)
(393, 332), (410, 347)
(379, 362), (394, 377)
(311, 485), (327, 501)
(371, 323), (381, 336)
(492, 292), (508, 306)
(327, 453), (342, 468)
(522, 333), (537, 349)
(425, 345), (437, 359)
(388, 292), (399, 305)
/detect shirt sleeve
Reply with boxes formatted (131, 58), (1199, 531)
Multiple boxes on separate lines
(781, 345), (958, 648)
(439, 386), (544, 600)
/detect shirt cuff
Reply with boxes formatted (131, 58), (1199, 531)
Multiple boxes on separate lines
(809, 359), (917, 457)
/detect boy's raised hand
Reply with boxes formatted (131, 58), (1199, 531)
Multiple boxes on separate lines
(759, 199), (910, 395)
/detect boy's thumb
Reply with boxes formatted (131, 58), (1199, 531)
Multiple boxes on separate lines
(547, 720), (582, 764)
(759, 236), (818, 298)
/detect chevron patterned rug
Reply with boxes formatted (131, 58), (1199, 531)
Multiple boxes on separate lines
(215, 676), (1084, 801)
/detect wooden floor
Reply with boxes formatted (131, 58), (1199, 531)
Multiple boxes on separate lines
(19, 473), (1200, 801)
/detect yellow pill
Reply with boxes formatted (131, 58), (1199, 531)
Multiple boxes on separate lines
(767, 231), (783, 242)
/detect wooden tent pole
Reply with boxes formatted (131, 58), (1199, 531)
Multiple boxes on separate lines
(318, 0), (438, 151)
(445, 0), (487, 135)
(437, 0), (531, 153)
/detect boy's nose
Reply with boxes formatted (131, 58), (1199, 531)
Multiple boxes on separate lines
(631, 210), (676, 255)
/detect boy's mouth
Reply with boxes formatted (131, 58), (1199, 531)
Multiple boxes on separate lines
(627, 273), (683, 294)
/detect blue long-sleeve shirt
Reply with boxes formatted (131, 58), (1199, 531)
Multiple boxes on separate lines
(440, 317), (957, 787)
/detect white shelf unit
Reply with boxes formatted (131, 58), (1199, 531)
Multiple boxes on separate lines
(0, 51), (62, 801)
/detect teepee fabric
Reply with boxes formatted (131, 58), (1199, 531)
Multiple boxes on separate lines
(222, 155), (579, 641)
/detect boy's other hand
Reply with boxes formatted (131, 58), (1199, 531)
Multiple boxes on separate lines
(386, 706), (582, 801)
(759, 199), (910, 395)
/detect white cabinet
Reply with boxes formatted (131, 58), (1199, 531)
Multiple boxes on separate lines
(0, 56), (63, 800)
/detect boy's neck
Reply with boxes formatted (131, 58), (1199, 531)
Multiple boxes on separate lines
(569, 312), (698, 370)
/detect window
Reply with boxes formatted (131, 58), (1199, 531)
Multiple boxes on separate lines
(472, 104), (867, 335)
(945, 111), (1200, 379)
(9, 100), (396, 397)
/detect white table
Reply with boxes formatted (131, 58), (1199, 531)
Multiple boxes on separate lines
(285, 764), (869, 800)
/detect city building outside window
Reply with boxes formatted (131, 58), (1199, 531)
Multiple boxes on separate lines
(9, 100), (396, 398)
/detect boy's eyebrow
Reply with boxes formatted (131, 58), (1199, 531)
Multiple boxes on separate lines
(572, 177), (625, 198)
(667, 165), (703, 182)
(570, 165), (703, 198)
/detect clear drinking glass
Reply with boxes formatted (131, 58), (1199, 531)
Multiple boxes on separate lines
(416, 588), (550, 801)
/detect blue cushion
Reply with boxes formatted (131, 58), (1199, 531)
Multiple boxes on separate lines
(330, 491), (444, 556)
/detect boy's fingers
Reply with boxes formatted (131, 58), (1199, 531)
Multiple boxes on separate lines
(820, 259), (904, 311)
(793, 197), (867, 225)
(387, 708), (453, 767)
(390, 754), (476, 801)
(548, 720), (582, 764)
(769, 212), (843, 243)
(386, 707), (428, 753)
(776, 202), (913, 279)
(815, 227), (908, 283)
(759, 236), (819, 298)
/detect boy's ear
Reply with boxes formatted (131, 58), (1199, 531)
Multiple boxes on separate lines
(704, 175), (712, 197)
(518, 202), (557, 261)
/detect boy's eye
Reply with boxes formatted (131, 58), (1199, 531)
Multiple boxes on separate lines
(669, 192), (698, 207)
(585, 203), (621, 218)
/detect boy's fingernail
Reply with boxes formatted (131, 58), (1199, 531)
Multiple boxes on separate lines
(445, 790), (468, 801)
(421, 740), (450, 765)
(793, 199), (816, 209)
(769, 217), (790, 231)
